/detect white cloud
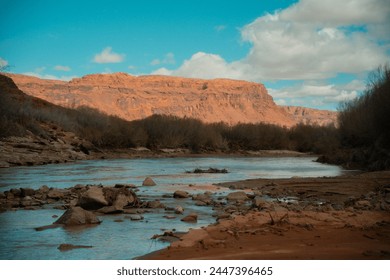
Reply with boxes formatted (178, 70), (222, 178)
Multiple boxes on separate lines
(93, 47), (125, 63)
(150, 52), (176, 66)
(215, 25), (227, 32)
(163, 52), (175, 64)
(54, 65), (71, 71)
(280, 0), (389, 26)
(150, 0), (389, 109)
(153, 52), (243, 79)
(0, 57), (8, 68)
(268, 79), (363, 107)
(239, 0), (389, 80)
(150, 59), (161, 66)
(23, 72), (77, 81)
(155, 0), (389, 81)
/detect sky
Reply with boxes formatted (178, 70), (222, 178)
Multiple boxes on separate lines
(1, 0), (389, 110)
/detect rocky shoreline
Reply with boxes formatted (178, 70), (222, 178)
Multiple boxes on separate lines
(2, 171), (389, 259)
(142, 171), (390, 260)
(0, 128), (309, 168)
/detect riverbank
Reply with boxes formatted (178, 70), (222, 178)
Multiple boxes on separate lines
(0, 131), (308, 168)
(142, 171), (390, 260)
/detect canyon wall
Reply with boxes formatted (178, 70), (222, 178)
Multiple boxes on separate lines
(6, 73), (337, 127)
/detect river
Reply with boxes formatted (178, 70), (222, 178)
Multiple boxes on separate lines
(0, 156), (344, 259)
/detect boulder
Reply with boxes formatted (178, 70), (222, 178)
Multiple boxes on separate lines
(193, 193), (212, 205)
(142, 177), (156, 186)
(195, 201), (207, 206)
(39, 185), (50, 193)
(20, 188), (35, 197)
(77, 186), (108, 210)
(47, 189), (66, 200)
(113, 193), (134, 209)
(97, 206), (123, 214)
(54, 206), (101, 226)
(252, 196), (269, 208)
(174, 205), (184, 214)
(58, 243), (93, 251)
(10, 188), (22, 197)
(226, 191), (249, 201)
(181, 213), (198, 223)
(146, 200), (165, 209)
(128, 214), (143, 221)
(173, 190), (189, 199)
(354, 200), (372, 210)
(103, 187), (139, 207)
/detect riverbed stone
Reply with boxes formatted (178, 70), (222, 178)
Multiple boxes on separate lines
(39, 185), (50, 193)
(181, 213), (198, 223)
(113, 193), (134, 209)
(97, 205), (123, 214)
(192, 193), (212, 205)
(47, 189), (66, 200)
(227, 191), (249, 201)
(77, 186), (108, 210)
(173, 190), (189, 198)
(146, 200), (165, 209)
(10, 188), (21, 197)
(20, 188), (35, 197)
(195, 201), (207, 206)
(142, 177), (156, 186)
(174, 205), (184, 214)
(252, 196), (270, 209)
(129, 214), (144, 221)
(54, 206), (101, 226)
(58, 243), (93, 251)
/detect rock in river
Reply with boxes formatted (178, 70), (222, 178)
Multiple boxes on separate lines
(77, 186), (108, 210)
(181, 213), (198, 223)
(173, 190), (189, 198)
(142, 177), (156, 186)
(54, 206), (101, 226)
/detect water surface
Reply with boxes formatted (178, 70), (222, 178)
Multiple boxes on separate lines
(0, 156), (344, 259)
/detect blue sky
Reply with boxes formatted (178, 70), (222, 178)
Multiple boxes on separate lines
(1, 0), (389, 110)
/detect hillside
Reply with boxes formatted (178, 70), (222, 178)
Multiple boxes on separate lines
(5, 73), (337, 127)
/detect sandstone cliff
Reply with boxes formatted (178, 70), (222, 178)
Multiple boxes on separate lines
(283, 106), (338, 126)
(6, 73), (337, 127)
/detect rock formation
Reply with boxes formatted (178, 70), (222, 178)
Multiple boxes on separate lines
(283, 106), (337, 126)
(5, 73), (337, 127)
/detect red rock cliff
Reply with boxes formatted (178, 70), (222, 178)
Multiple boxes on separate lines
(6, 73), (337, 127)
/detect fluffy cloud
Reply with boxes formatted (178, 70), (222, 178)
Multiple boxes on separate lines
(24, 67), (77, 81)
(150, 52), (176, 66)
(153, 52), (243, 79)
(93, 47), (125, 63)
(214, 25), (227, 32)
(23, 71), (77, 81)
(54, 65), (71, 71)
(0, 57), (8, 68)
(239, 0), (389, 80)
(156, 0), (389, 82)
(268, 79), (364, 107)
(152, 0), (389, 109)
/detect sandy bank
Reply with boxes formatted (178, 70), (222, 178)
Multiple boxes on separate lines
(143, 171), (390, 260)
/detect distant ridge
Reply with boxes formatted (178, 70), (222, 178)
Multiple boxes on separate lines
(6, 73), (337, 127)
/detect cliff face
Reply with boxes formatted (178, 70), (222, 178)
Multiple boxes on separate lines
(6, 73), (337, 127)
(283, 106), (338, 126)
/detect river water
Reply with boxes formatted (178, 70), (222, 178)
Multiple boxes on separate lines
(0, 156), (344, 259)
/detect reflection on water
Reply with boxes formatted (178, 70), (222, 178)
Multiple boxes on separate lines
(0, 156), (344, 259)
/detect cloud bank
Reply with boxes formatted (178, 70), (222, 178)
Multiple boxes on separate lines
(153, 0), (390, 108)
(93, 47), (125, 63)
